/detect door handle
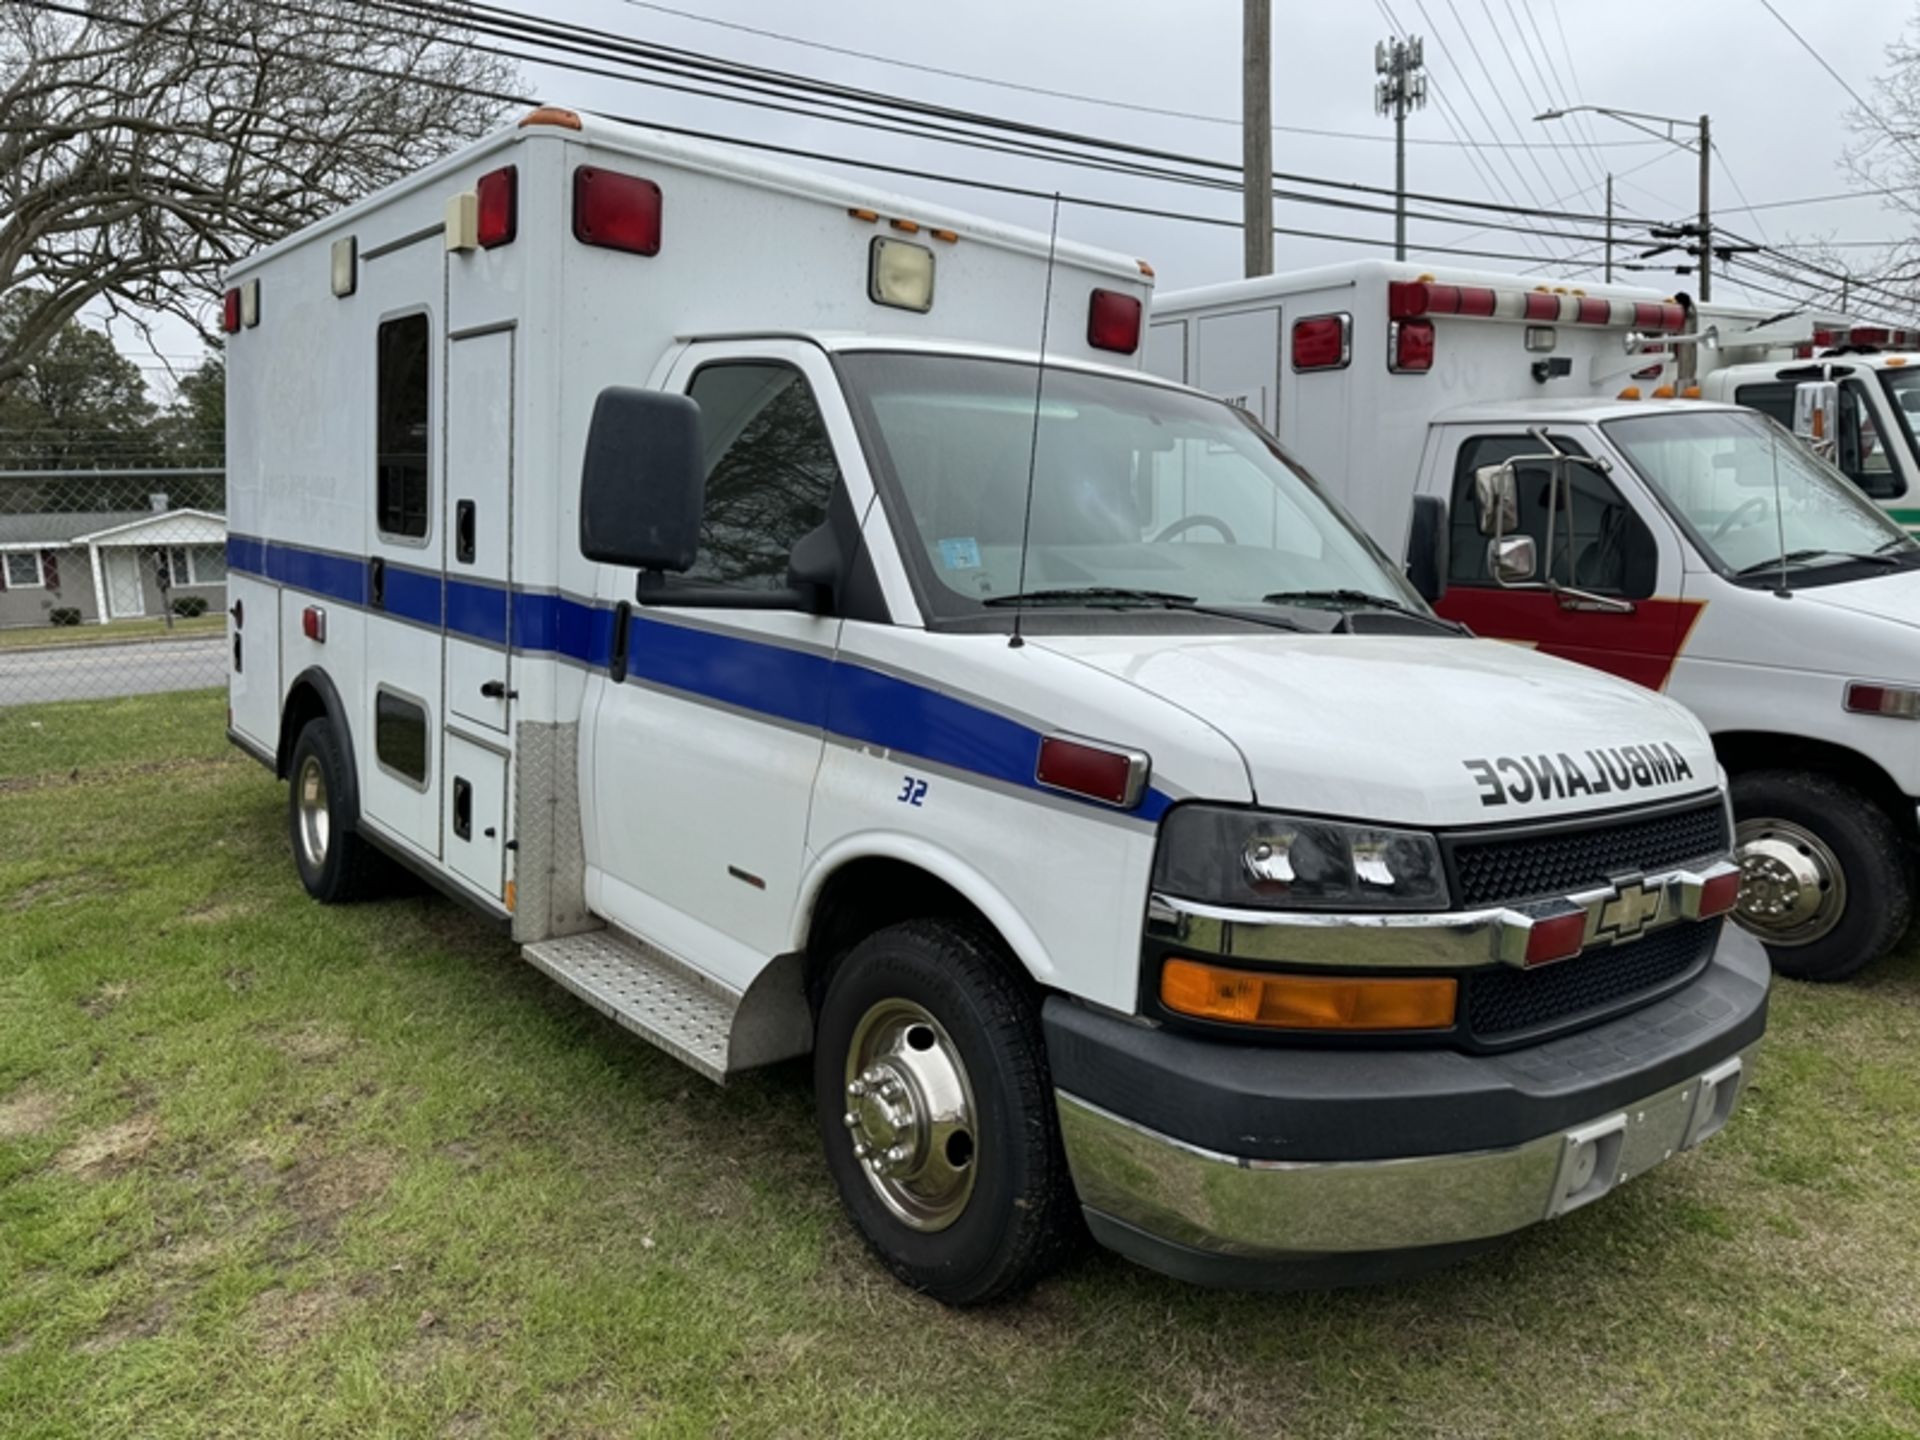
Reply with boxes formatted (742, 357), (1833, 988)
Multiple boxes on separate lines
(609, 601), (631, 685)
(453, 777), (472, 840)
(456, 500), (476, 565)
(480, 679), (516, 700)
(368, 557), (386, 610)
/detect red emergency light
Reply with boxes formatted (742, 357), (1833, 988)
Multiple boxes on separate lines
(222, 288), (242, 334)
(1087, 289), (1142, 354)
(477, 165), (517, 249)
(1292, 313), (1351, 371)
(1389, 318), (1434, 374)
(574, 166), (662, 256)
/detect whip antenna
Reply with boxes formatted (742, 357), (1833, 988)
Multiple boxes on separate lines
(1009, 193), (1062, 650)
(1770, 423), (1790, 598)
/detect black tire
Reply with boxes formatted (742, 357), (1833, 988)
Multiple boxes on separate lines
(1731, 769), (1913, 983)
(286, 717), (391, 904)
(812, 918), (1079, 1306)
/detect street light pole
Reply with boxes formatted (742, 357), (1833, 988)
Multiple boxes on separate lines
(1536, 105), (1713, 298)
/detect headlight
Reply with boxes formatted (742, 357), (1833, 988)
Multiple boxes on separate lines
(1153, 806), (1449, 911)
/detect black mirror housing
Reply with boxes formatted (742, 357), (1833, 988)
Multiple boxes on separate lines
(579, 386), (705, 572)
(1405, 494), (1448, 605)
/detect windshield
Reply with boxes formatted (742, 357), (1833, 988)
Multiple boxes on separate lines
(1603, 408), (1914, 575)
(835, 352), (1420, 619)
(1879, 365), (1920, 476)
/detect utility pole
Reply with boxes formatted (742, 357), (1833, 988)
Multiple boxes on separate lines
(1375, 35), (1428, 261)
(1604, 174), (1614, 284)
(1696, 112), (1712, 302)
(1242, 0), (1272, 277)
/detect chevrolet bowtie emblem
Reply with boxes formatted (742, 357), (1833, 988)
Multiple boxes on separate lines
(1596, 876), (1663, 944)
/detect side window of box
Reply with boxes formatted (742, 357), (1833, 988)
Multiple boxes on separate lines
(375, 687), (430, 788)
(376, 314), (431, 540)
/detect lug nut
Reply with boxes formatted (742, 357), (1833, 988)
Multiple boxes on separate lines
(842, 1112), (860, 1129)
(887, 1144), (910, 1166)
(846, 1080), (867, 1099)
(852, 1141), (869, 1159)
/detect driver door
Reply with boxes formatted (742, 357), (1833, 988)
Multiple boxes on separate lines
(1427, 428), (1695, 692)
(583, 340), (857, 989)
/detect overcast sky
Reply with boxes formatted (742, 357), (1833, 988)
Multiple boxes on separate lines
(120, 0), (1920, 396)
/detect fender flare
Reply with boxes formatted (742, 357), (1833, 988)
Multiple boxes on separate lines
(791, 831), (1059, 986)
(279, 665), (361, 825)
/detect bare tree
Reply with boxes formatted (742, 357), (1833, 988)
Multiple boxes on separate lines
(1839, 10), (1920, 319)
(0, 0), (520, 391)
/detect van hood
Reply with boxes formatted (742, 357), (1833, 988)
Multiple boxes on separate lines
(1037, 631), (1718, 828)
(1785, 565), (1920, 635)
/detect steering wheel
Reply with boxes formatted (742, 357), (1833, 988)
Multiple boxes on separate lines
(1153, 514), (1238, 544)
(1709, 495), (1770, 542)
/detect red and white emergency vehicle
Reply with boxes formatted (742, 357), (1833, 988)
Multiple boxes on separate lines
(1152, 260), (1920, 981)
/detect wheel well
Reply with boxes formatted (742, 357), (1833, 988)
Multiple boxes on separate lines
(1714, 731), (1917, 841)
(277, 682), (330, 779)
(801, 858), (1012, 1009)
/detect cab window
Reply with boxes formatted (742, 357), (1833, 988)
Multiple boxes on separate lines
(1733, 377), (1904, 499)
(681, 362), (839, 592)
(1448, 434), (1657, 598)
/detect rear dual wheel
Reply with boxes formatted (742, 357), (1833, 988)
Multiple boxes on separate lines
(287, 718), (392, 903)
(812, 919), (1079, 1306)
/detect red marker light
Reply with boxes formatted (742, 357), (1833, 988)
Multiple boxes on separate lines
(1523, 910), (1588, 967)
(477, 165), (517, 248)
(302, 605), (327, 643)
(222, 289), (242, 334)
(1036, 736), (1147, 809)
(1087, 288), (1142, 354)
(574, 166), (662, 256)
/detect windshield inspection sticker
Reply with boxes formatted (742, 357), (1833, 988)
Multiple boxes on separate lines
(1464, 743), (1696, 808)
(937, 537), (982, 570)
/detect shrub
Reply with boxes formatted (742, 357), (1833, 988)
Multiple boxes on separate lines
(48, 608), (82, 627)
(172, 596), (209, 618)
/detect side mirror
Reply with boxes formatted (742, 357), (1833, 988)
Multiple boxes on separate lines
(579, 386), (705, 572)
(1404, 494), (1447, 605)
(1474, 462), (1519, 537)
(1792, 379), (1841, 460)
(1488, 533), (1537, 586)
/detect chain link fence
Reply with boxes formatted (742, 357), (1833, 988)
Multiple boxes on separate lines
(0, 469), (228, 708)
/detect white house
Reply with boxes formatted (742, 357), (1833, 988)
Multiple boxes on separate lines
(0, 506), (228, 628)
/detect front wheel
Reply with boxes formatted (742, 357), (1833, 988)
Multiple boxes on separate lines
(812, 918), (1079, 1305)
(1731, 769), (1914, 982)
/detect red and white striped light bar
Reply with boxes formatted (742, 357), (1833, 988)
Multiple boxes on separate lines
(1388, 279), (1686, 333)
(1812, 326), (1920, 350)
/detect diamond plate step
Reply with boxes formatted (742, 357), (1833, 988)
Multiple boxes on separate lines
(523, 930), (739, 1082)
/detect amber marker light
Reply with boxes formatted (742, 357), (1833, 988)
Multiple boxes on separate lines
(1160, 959), (1457, 1031)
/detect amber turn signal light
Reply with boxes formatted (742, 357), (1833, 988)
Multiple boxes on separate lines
(1160, 959), (1457, 1032)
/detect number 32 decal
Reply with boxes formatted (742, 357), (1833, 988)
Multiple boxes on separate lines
(897, 775), (929, 807)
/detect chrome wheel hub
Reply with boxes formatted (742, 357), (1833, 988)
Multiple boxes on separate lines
(842, 999), (978, 1232)
(295, 754), (331, 871)
(1734, 818), (1844, 946)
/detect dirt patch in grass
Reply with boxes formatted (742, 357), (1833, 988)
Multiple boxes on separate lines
(6, 872), (125, 912)
(0, 753), (238, 796)
(281, 1147), (400, 1239)
(54, 1114), (159, 1176)
(80, 981), (133, 1019)
(75, 1299), (173, 1355)
(247, 1283), (355, 1355)
(269, 1022), (355, 1065)
(181, 899), (262, 926)
(0, 1088), (63, 1140)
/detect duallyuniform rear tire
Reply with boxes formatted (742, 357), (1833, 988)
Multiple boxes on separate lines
(287, 717), (391, 904)
(813, 918), (1080, 1306)
(1731, 769), (1913, 983)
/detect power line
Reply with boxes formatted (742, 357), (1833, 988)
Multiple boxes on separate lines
(1758, 0), (1920, 172)
(610, 0), (1660, 150)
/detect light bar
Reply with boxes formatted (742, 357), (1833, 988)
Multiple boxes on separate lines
(1388, 279), (1687, 333)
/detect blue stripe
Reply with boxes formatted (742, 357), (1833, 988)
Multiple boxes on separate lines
(227, 531), (1172, 820)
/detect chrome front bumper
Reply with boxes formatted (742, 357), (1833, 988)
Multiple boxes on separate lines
(1057, 1044), (1754, 1261)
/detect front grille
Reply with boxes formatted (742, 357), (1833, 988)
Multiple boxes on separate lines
(1464, 919), (1718, 1041)
(1449, 799), (1728, 909)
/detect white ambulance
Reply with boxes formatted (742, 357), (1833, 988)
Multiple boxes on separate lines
(1694, 321), (1920, 531)
(225, 112), (1763, 1302)
(1153, 260), (1920, 983)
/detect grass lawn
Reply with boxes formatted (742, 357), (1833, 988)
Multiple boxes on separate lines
(6, 690), (1920, 1438)
(0, 615), (225, 650)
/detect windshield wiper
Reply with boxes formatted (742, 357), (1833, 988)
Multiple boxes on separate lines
(982, 586), (1199, 607)
(1734, 548), (1901, 577)
(1260, 587), (1422, 615)
(981, 587), (1308, 631)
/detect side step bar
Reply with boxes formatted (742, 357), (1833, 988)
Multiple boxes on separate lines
(523, 930), (738, 1082)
